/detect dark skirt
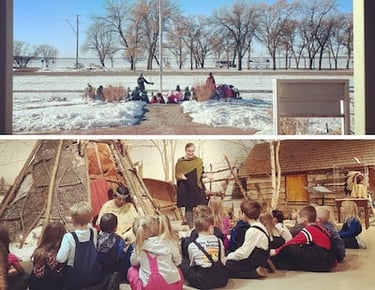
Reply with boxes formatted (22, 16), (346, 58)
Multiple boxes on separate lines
(177, 169), (207, 209)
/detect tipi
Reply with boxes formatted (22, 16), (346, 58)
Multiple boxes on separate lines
(0, 140), (181, 246)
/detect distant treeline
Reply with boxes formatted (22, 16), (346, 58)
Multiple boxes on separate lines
(14, 0), (352, 71)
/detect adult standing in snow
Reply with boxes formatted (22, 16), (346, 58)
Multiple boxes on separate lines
(136, 72), (153, 92)
(175, 143), (207, 228)
(206, 72), (216, 92)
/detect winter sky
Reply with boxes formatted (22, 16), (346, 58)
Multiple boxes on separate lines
(14, 0), (353, 57)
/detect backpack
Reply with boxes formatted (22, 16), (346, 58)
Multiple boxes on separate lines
(66, 229), (102, 290)
(191, 238), (229, 289)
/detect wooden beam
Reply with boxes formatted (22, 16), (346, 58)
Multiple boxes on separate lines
(0, 0), (13, 134)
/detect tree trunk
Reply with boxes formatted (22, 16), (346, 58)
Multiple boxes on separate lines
(346, 47), (352, 69)
(270, 142), (276, 208)
(318, 48), (324, 70)
(237, 47), (242, 71)
(270, 141), (281, 209)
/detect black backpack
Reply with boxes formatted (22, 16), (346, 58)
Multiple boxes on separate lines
(191, 238), (229, 289)
(66, 229), (102, 290)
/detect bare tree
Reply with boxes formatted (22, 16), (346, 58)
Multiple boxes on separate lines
(341, 13), (353, 69)
(13, 41), (37, 68)
(149, 140), (178, 181)
(257, 0), (295, 70)
(133, 0), (180, 70)
(213, 0), (259, 71)
(35, 45), (58, 68)
(181, 16), (201, 70)
(191, 16), (215, 69)
(84, 18), (119, 67)
(166, 17), (189, 69)
(100, 0), (137, 69)
(297, 0), (338, 69)
(326, 14), (347, 70)
(315, 16), (335, 70)
(279, 19), (298, 69)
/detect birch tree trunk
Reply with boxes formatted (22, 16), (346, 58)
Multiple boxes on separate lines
(270, 142), (277, 208)
(270, 140), (281, 209)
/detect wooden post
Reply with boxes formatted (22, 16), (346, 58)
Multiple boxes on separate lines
(224, 155), (247, 200)
(0, 0), (13, 134)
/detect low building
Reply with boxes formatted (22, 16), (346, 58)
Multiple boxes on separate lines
(238, 140), (375, 217)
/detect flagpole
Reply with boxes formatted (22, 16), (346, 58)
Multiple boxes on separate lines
(159, 0), (163, 94)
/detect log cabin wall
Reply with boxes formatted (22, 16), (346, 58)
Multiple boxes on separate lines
(243, 168), (359, 221)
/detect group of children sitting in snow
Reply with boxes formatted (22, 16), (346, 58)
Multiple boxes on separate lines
(0, 196), (366, 290)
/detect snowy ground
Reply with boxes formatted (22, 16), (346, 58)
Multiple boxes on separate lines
(13, 71), (353, 134)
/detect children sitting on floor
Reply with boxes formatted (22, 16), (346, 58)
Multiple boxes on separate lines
(127, 215), (184, 290)
(181, 207), (228, 289)
(225, 200), (270, 279)
(339, 200), (366, 249)
(270, 205), (336, 272)
(97, 213), (133, 287)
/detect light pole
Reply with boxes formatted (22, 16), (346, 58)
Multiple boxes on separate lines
(65, 15), (80, 69)
(159, 0), (163, 94)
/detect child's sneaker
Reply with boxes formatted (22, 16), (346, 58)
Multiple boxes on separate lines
(266, 259), (277, 273)
(356, 236), (367, 249)
(256, 266), (268, 278)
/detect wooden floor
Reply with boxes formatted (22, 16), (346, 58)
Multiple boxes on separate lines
(121, 219), (375, 290)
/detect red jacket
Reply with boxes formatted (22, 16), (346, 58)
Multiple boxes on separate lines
(275, 223), (331, 255)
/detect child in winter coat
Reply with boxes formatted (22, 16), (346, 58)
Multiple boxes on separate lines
(97, 213), (133, 286)
(228, 201), (258, 253)
(270, 205), (336, 272)
(225, 200), (269, 279)
(339, 200), (366, 249)
(127, 215), (183, 290)
(56, 201), (103, 290)
(181, 209), (228, 289)
(29, 222), (66, 290)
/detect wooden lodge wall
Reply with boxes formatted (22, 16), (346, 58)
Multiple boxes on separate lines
(243, 168), (359, 220)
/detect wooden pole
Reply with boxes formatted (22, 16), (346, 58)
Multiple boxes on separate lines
(44, 140), (64, 223)
(224, 155), (247, 200)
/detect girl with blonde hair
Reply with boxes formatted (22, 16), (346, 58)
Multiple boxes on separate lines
(127, 215), (183, 290)
(208, 196), (230, 249)
(339, 200), (366, 249)
(259, 212), (285, 249)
